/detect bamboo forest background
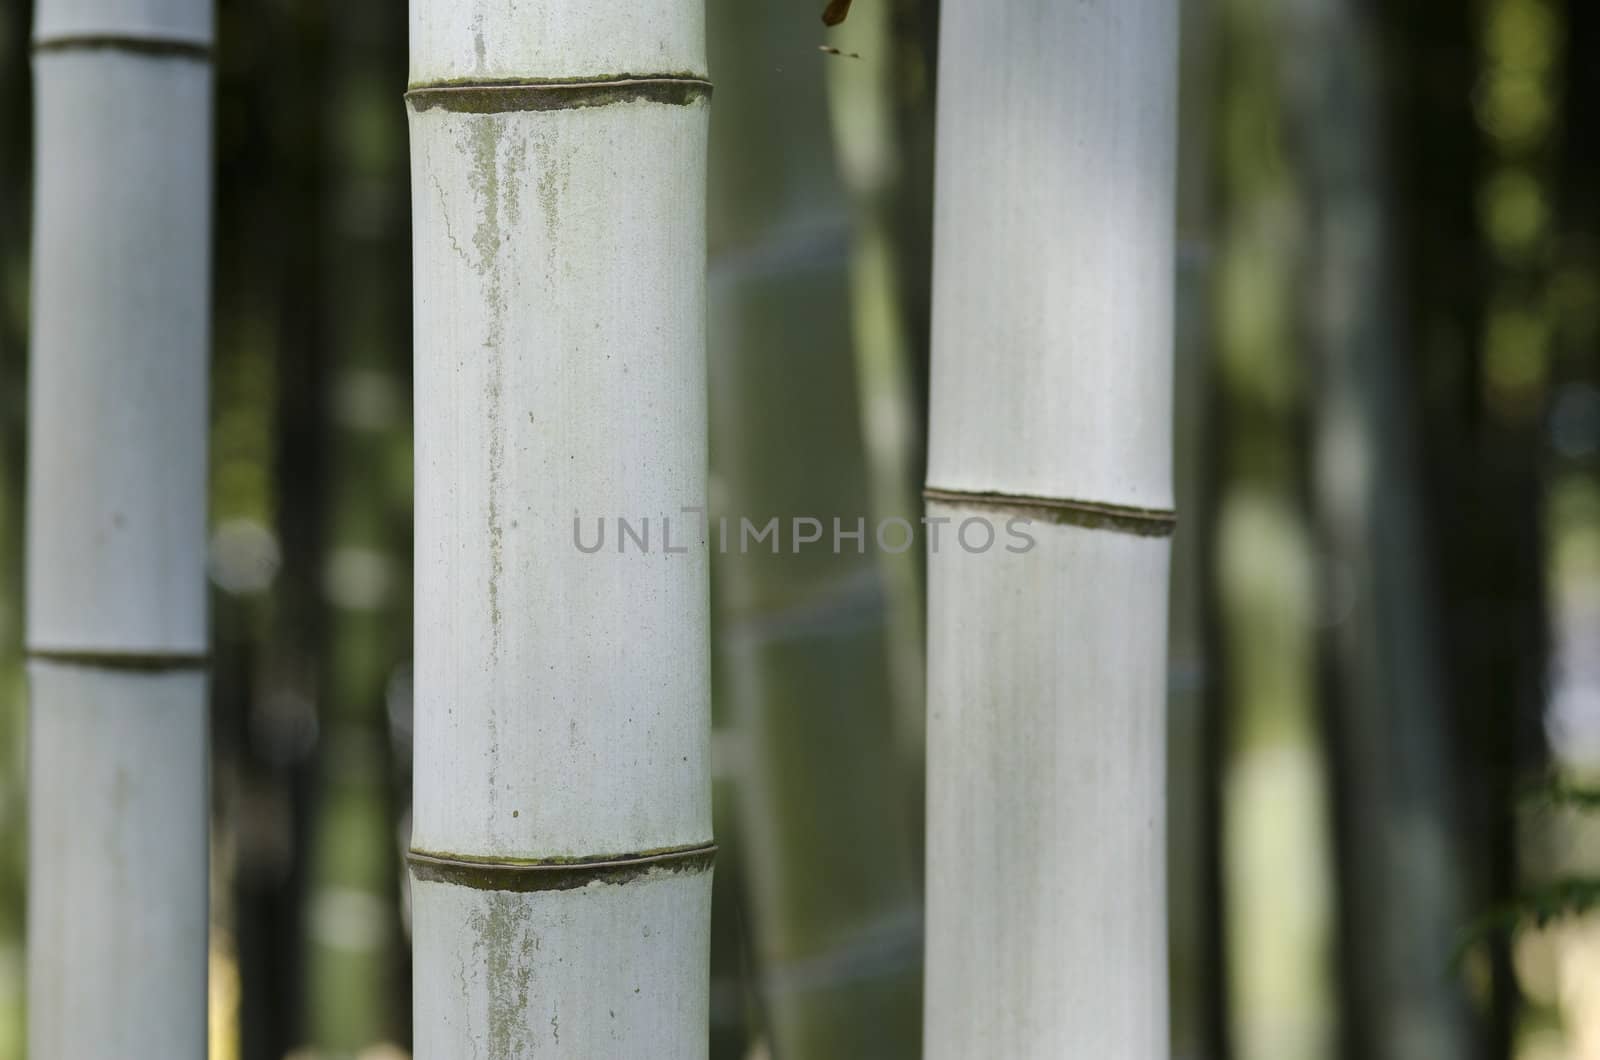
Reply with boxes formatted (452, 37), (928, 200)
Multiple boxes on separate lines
(0, 0), (1595, 1057)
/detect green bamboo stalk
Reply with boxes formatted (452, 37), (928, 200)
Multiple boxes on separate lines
(303, 0), (412, 1051)
(822, 0), (929, 850)
(0, 0), (28, 1050)
(209, 5), (309, 1045)
(1169, 0), (1227, 1055)
(1280, 1), (1481, 1056)
(708, 2), (921, 1056)
(1211, 2), (1337, 1056)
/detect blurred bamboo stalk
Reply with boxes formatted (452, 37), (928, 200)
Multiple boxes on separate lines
(25, 0), (214, 1053)
(0, 1), (28, 1052)
(1383, 0), (1557, 1052)
(302, 0), (412, 1051)
(1169, 0), (1230, 1056)
(406, 2), (714, 1052)
(1280, 1), (1482, 1056)
(210, 0), (322, 1043)
(213, 2), (339, 1053)
(921, 1), (1177, 1054)
(706, 720), (758, 1060)
(1539, 2), (1600, 1045)
(823, 0), (930, 846)
(259, 2), (333, 1055)
(707, 2), (922, 1056)
(1211, 1), (1337, 1057)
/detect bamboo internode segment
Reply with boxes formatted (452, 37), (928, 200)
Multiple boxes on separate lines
(408, 91), (711, 865)
(923, 506), (1172, 1058)
(924, 8), (1176, 513)
(27, 661), (209, 1058)
(412, 864), (714, 1056)
(28, 46), (212, 658)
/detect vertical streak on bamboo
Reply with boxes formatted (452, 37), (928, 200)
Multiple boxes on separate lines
(407, 3), (712, 1055)
(922, 2), (1177, 1057)
(26, 0), (214, 1055)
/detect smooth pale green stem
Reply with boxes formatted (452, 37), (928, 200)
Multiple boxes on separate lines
(823, 0), (929, 844)
(1212, 0), (1338, 1055)
(707, 2), (921, 1056)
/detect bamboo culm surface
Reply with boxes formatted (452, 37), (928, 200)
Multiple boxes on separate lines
(407, 2), (713, 1055)
(26, 0), (214, 1055)
(921, 1), (1179, 1057)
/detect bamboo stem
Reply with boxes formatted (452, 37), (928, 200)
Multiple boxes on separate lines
(922, 1), (1178, 1055)
(25, 0), (214, 1053)
(706, 5), (922, 1054)
(1286, 1), (1478, 1054)
(408, 2), (713, 1053)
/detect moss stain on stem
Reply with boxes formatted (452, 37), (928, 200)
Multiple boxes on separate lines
(469, 892), (539, 1055)
(459, 114), (517, 817)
